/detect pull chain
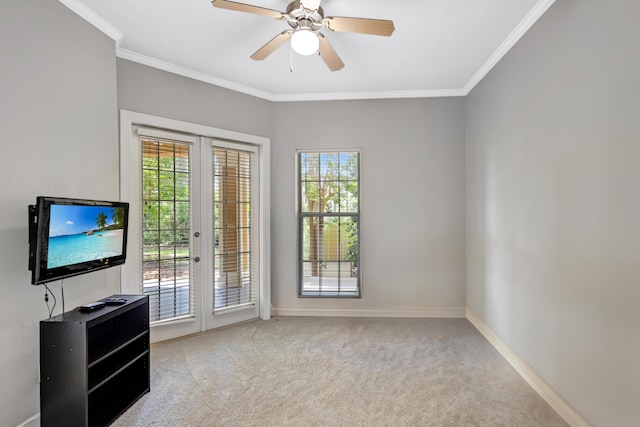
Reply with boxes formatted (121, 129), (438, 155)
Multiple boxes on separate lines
(290, 42), (294, 72)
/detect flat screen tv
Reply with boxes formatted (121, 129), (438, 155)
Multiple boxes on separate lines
(28, 197), (129, 285)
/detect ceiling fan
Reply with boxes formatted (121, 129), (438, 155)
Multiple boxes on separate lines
(211, 0), (395, 71)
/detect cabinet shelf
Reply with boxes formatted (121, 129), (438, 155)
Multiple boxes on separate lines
(89, 330), (149, 369)
(40, 295), (150, 427)
(89, 348), (149, 394)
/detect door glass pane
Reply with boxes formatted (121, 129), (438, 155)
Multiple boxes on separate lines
(141, 139), (192, 322)
(213, 147), (256, 311)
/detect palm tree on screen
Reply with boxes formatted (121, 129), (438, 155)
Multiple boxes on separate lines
(96, 212), (108, 229)
(111, 207), (125, 227)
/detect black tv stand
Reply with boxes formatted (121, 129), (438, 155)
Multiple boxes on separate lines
(40, 294), (149, 426)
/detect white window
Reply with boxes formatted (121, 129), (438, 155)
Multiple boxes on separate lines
(297, 150), (360, 297)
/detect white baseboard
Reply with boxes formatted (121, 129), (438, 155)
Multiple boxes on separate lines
(16, 413), (39, 427)
(465, 308), (589, 427)
(271, 306), (466, 318)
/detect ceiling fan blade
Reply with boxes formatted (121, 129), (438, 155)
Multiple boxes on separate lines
(325, 16), (395, 36)
(300, 0), (322, 12)
(251, 31), (292, 60)
(318, 34), (344, 71)
(211, 0), (284, 20)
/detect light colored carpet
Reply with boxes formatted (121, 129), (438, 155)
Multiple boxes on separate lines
(112, 317), (568, 427)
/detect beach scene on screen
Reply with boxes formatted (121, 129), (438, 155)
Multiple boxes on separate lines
(47, 204), (125, 268)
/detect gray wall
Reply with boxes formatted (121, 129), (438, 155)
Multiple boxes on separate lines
(116, 59), (274, 139)
(272, 99), (467, 315)
(0, 1), (119, 425)
(465, 0), (640, 425)
(115, 62), (467, 316)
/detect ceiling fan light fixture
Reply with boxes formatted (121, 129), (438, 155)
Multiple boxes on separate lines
(212, 0), (395, 70)
(291, 26), (319, 56)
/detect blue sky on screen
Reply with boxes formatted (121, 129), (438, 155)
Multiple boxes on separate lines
(49, 205), (114, 237)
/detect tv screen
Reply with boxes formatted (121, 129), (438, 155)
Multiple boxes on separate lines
(29, 197), (129, 285)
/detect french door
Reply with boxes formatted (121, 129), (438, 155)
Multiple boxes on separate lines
(120, 111), (270, 343)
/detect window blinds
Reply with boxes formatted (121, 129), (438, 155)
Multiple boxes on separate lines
(213, 146), (257, 311)
(140, 135), (194, 322)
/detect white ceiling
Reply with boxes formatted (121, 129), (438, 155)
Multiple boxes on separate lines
(61, 0), (555, 101)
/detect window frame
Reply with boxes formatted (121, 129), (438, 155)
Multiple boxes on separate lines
(296, 149), (361, 298)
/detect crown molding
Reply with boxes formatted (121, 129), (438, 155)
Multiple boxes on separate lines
(270, 88), (467, 102)
(463, 0), (556, 95)
(116, 48), (275, 101)
(116, 48), (464, 102)
(58, 0), (123, 44)
(62, 0), (556, 102)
